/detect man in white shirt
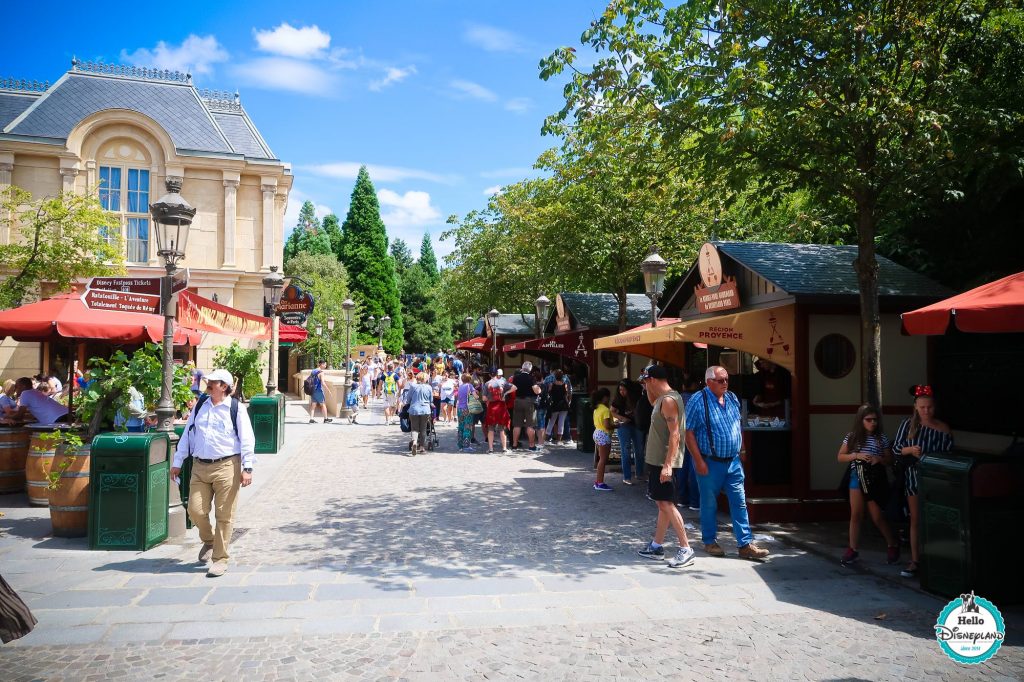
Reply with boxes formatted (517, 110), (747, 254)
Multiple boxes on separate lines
(13, 377), (69, 424)
(171, 369), (255, 577)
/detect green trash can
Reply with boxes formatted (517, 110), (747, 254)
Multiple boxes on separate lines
(89, 432), (170, 550)
(575, 395), (594, 454)
(919, 451), (1024, 603)
(249, 394), (286, 454)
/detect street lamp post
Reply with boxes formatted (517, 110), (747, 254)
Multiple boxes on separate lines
(641, 246), (668, 328)
(464, 316), (474, 337)
(262, 266), (285, 394)
(535, 295), (550, 339)
(327, 316), (336, 368)
(340, 298), (355, 419)
(149, 176), (195, 540)
(315, 322), (323, 362)
(378, 315), (391, 350)
(487, 308), (500, 372)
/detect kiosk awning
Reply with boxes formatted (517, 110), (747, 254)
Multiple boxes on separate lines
(594, 305), (796, 373)
(503, 328), (601, 362)
(456, 336), (492, 351)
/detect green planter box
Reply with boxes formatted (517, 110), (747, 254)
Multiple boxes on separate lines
(88, 432), (170, 551)
(249, 394), (286, 454)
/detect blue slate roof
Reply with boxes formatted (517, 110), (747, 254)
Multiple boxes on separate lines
(558, 292), (654, 328)
(2, 70), (276, 160)
(715, 242), (953, 299)
(0, 92), (38, 130)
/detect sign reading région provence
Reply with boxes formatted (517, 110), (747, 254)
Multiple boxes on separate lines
(694, 242), (741, 314)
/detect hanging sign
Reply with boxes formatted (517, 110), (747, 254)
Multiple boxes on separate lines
(88, 276), (162, 297)
(275, 284), (315, 326)
(82, 289), (161, 314)
(694, 242), (741, 314)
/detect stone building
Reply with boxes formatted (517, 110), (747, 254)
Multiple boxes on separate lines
(0, 60), (292, 376)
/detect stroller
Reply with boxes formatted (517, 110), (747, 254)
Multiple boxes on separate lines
(345, 380), (360, 424)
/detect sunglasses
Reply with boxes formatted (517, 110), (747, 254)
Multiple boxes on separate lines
(863, 417), (878, 422)
(710, 378), (729, 384)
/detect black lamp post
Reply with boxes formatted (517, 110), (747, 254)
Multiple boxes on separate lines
(641, 246), (668, 328)
(487, 308), (500, 371)
(464, 315), (474, 337)
(378, 315), (391, 350)
(340, 298), (355, 419)
(315, 322), (323, 362)
(535, 295), (550, 339)
(150, 177), (195, 433)
(262, 265), (285, 394)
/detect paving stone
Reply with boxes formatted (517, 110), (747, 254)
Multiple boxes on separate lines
(414, 577), (540, 598)
(206, 584), (314, 604)
(167, 619), (300, 639)
(103, 622), (173, 643)
(298, 616), (378, 635)
(137, 587), (212, 606)
(28, 589), (145, 610)
(315, 582), (414, 601)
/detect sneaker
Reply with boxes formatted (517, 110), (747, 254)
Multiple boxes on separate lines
(637, 543), (665, 560)
(689, 505), (700, 511)
(206, 560), (228, 578)
(886, 546), (901, 565)
(841, 547), (860, 565)
(900, 562), (918, 578)
(593, 482), (613, 491)
(563, 440), (575, 447)
(197, 542), (214, 563)
(528, 446), (539, 452)
(704, 542), (725, 557)
(323, 418), (333, 423)
(668, 546), (695, 569)
(738, 542), (770, 561)
(308, 419), (316, 424)
(622, 479), (634, 486)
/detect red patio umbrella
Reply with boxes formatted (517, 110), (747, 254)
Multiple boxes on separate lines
(901, 271), (1024, 335)
(0, 292), (201, 345)
(456, 336), (492, 351)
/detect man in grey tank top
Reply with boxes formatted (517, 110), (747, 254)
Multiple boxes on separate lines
(636, 365), (695, 569)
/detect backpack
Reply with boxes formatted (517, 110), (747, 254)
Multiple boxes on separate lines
(303, 373), (316, 396)
(186, 394), (239, 458)
(384, 373), (398, 395)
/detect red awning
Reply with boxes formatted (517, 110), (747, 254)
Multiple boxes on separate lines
(456, 336), (492, 351)
(901, 272), (1024, 335)
(177, 290), (271, 340)
(0, 292), (201, 345)
(279, 324), (308, 343)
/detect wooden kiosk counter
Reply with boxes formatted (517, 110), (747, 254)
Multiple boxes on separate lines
(596, 242), (952, 522)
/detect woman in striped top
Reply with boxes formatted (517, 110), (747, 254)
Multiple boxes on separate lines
(892, 386), (953, 578)
(837, 404), (899, 566)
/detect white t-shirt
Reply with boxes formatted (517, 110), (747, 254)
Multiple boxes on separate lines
(440, 378), (456, 401)
(18, 389), (69, 424)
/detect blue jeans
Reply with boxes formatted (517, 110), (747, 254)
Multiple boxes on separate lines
(536, 408), (548, 430)
(697, 456), (753, 547)
(616, 424), (642, 480)
(633, 427), (647, 476)
(675, 450), (701, 506)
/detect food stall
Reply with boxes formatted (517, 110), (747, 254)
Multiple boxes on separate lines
(595, 241), (951, 522)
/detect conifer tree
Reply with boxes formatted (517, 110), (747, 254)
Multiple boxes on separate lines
(418, 233), (440, 285)
(340, 166), (403, 352)
(390, 238), (414, 278)
(284, 200), (325, 261)
(322, 213), (343, 261)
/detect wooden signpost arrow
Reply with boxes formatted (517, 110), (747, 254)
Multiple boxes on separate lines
(82, 289), (161, 314)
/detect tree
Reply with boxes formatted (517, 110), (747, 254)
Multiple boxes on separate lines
(0, 186), (124, 308)
(283, 200), (330, 261)
(339, 167), (403, 352)
(400, 261), (453, 352)
(322, 213), (343, 261)
(390, 238), (414, 277)
(418, 233), (440, 285)
(284, 251), (356, 367)
(542, 0), (1024, 408)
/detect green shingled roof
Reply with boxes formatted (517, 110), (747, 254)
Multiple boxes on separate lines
(559, 292), (655, 329)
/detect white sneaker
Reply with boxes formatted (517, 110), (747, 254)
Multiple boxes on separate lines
(668, 546), (695, 569)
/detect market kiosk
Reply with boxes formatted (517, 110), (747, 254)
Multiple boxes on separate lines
(595, 241), (951, 522)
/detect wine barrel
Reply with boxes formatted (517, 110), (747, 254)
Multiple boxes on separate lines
(0, 427), (30, 494)
(49, 443), (91, 538)
(26, 432), (56, 506)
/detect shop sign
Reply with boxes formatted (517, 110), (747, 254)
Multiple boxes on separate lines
(694, 242), (741, 314)
(82, 289), (161, 314)
(275, 284), (315, 326)
(88, 276), (162, 297)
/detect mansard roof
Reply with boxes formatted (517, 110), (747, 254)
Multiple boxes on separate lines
(1, 62), (276, 160)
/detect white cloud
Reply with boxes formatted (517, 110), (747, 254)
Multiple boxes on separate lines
(377, 189), (441, 229)
(369, 65), (417, 92)
(483, 185), (503, 196)
(303, 162), (459, 185)
(450, 79), (498, 102)
(504, 97), (532, 113)
(121, 35), (228, 76)
(480, 167), (533, 179)
(464, 23), (525, 53)
(232, 57), (338, 96)
(253, 23), (331, 59)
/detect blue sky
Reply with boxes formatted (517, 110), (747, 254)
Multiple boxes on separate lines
(2, 1), (609, 259)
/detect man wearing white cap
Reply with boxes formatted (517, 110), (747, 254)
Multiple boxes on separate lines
(172, 369), (255, 577)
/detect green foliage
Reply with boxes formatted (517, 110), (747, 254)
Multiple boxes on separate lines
(340, 166), (404, 353)
(390, 238), (414, 277)
(322, 214), (343, 261)
(400, 258), (453, 353)
(0, 186), (125, 309)
(284, 201), (330, 261)
(418, 233), (440, 285)
(284, 251), (355, 367)
(212, 341), (266, 400)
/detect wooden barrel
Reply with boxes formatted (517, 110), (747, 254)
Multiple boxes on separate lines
(0, 427), (31, 494)
(49, 443), (91, 538)
(26, 432), (56, 506)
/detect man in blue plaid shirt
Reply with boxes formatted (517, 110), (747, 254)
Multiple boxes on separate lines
(684, 365), (769, 561)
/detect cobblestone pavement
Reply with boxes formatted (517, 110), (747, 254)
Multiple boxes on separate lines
(1, 399), (1020, 681)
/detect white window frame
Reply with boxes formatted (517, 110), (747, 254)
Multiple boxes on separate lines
(98, 164), (152, 264)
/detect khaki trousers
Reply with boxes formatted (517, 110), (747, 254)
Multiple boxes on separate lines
(188, 456), (241, 562)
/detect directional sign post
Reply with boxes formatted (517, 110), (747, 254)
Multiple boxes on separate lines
(87, 276), (163, 296)
(82, 289), (161, 314)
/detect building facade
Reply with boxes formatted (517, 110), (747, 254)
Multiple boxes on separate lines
(0, 60), (292, 375)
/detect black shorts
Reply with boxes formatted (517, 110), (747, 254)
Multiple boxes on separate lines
(647, 464), (680, 502)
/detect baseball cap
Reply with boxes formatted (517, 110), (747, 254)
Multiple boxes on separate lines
(206, 369), (234, 387)
(639, 364), (668, 381)
(496, 369), (504, 377)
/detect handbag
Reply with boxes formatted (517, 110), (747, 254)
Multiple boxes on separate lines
(468, 394), (484, 415)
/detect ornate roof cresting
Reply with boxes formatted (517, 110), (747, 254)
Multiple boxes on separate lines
(70, 58), (191, 84)
(199, 89), (242, 112)
(0, 78), (50, 93)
